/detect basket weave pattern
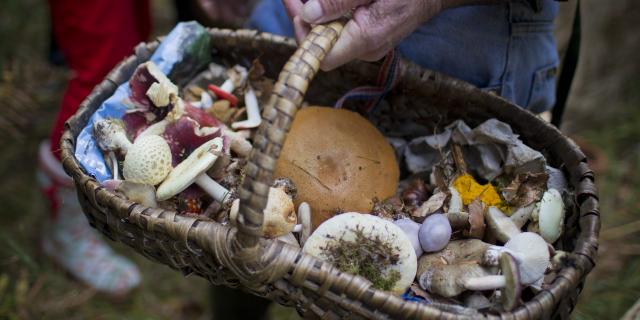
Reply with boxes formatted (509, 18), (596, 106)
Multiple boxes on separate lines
(60, 26), (599, 319)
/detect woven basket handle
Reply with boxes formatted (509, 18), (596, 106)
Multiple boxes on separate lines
(235, 19), (347, 248)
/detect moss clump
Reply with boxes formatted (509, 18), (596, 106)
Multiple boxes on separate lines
(321, 226), (402, 291)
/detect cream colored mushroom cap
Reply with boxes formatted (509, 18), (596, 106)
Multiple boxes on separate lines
(123, 135), (172, 186)
(302, 212), (417, 295)
(156, 138), (223, 201)
(504, 232), (550, 285)
(535, 188), (564, 243)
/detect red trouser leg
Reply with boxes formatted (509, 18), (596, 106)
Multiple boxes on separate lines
(48, 0), (151, 159)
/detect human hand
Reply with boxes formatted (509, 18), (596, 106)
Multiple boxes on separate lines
(282, 0), (444, 71)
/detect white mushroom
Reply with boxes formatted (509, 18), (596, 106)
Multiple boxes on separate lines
(221, 127), (252, 157)
(93, 119), (133, 179)
(103, 179), (157, 207)
(262, 183), (297, 238)
(486, 206), (522, 243)
(463, 253), (522, 311)
(231, 85), (261, 129)
(303, 213), (417, 295)
(145, 62), (179, 108)
(221, 65), (248, 93)
(529, 189), (564, 243)
(294, 202), (312, 247)
(448, 187), (463, 213)
(190, 91), (213, 109)
(482, 232), (550, 285)
(156, 137), (232, 203)
(122, 135), (172, 186)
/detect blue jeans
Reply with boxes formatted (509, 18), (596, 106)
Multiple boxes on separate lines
(246, 0), (559, 113)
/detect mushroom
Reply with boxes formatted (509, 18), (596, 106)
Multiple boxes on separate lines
(482, 232), (550, 285)
(156, 137), (233, 204)
(274, 107), (399, 229)
(529, 189), (564, 243)
(206, 65), (248, 107)
(485, 206), (522, 243)
(417, 239), (494, 297)
(122, 135), (173, 186)
(447, 198), (486, 239)
(294, 202), (312, 247)
(418, 213), (452, 253)
(161, 116), (222, 165)
(129, 61), (176, 113)
(102, 179), (157, 207)
(303, 213), (417, 294)
(220, 127), (252, 157)
(463, 252), (521, 311)
(448, 187), (463, 213)
(261, 179), (297, 238)
(394, 218), (423, 257)
(93, 118), (133, 167)
(190, 91), (213, 109)
(231, 85), (262, 129)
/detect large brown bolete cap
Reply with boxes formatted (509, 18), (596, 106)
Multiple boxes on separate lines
(274, 107), (399, 229)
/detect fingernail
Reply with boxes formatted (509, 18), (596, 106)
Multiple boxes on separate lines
(302, 0), (323, 23)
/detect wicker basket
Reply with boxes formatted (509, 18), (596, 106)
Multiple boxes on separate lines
(60, 22), (599, 319)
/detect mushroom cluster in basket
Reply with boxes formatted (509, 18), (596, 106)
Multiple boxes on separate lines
(92, 59), (571, 313)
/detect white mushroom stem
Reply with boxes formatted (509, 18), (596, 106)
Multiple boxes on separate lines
(221, 127), (252, 157)
(464, 275), (506, 291)
(194, 174), (232, 204)
(486, 207), (522, 243)
(295, 202), (312, 247)
(220, 79), (235, 93)
(510, 204), (535, 228)
(191, 91), (213, 109)
(231, 86), (262, 129)
(108, 151), (119, 180)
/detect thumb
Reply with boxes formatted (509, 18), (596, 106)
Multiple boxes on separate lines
(301, 0), (371, 24)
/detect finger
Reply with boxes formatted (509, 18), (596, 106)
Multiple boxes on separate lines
(282, 0), (304, 19)
(293, 16), (311, 44)
(319, 18), (371, 71)
(301, 0), (371, 24)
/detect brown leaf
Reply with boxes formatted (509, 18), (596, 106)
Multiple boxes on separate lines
(413, 192), (447, 221)
(502, 172), (549, 207)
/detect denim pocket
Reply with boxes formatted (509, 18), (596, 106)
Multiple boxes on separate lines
(526, 62), (558, 113)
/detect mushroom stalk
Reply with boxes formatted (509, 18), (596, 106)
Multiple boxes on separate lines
(510, 204), (535, 228)
(486, 206), (522, 243)
(464, 275), (506, 291)
(194, 174), (232, 204)
(231, 85), (262, 129)
(221, 127), (252, 157)
(295, 202), (312, 247)
(108, 151), (120, 180)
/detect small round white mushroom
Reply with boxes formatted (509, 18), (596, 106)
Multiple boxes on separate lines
(303, 213), (417, 295)
(156, 137), (232, 203)
(394, 218), (423, 257)
(530, 188), (564, 243)
(418, 214), (452, 253)
(122, 135), (172, 186)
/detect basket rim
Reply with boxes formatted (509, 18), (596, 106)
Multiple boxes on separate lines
(59, 27), (600, 320)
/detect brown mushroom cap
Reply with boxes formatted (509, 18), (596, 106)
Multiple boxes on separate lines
(274, 107), (399, 229)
